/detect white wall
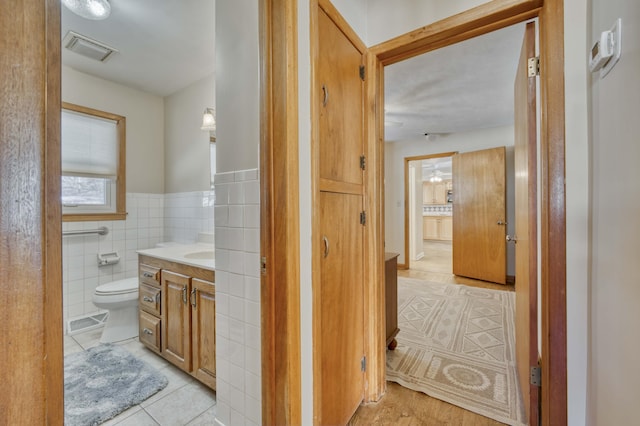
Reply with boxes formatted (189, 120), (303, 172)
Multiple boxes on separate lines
(215, 1), (262, 425)
(215, 1), (260, 174)
(385, 126), (516, 274)
(165, 74), (215, 193)
(587, 1), (640, 424)
(409, 163), (424, 261)
(564, 0), (590, 423)
(62, 66), (165, 194)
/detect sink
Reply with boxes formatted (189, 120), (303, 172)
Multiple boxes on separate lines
(183, 250), (215, 259)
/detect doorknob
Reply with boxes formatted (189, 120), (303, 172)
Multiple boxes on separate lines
(497, 220), (507, 226)
(322, 235), (330, 258)
(506, 235), (518, 243)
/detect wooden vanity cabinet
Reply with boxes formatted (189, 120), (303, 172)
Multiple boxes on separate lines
(138, 255), (216, 390)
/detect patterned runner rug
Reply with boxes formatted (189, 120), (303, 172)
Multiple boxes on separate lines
(387, 277), (526, 425)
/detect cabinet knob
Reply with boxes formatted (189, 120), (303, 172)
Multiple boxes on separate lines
(143, 328), (153, 335)
(143, 296), (154, 303)
(497, 220), (507, 226)
(142, 271), (155, 278)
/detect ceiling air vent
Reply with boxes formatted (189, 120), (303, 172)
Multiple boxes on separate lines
(63, 31), (118, 62)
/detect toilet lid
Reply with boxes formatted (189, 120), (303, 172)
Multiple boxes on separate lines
(95, 277), (139, 296)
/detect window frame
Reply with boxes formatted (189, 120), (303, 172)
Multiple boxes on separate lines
(62, 102), (126, 222)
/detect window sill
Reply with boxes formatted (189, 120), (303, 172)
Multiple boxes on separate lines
(63, 212), (127, 222)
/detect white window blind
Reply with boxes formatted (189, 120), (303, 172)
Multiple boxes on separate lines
(61, 109), (118, 178)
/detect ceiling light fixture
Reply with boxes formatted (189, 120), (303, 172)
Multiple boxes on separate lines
(201, 108), (216, 134)
(62, 0), (111, 20)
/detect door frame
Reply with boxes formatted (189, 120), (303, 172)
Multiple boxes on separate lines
(402, 152), (456, 270)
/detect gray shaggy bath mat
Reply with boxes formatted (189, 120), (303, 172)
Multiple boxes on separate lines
(64, 343), (168, 425)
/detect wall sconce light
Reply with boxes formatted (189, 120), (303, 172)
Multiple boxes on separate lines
(62, 0), (111, 20)
(201, 108), (216, 134)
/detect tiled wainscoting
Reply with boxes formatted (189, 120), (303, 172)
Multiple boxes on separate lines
(62, 191), (216, 326)
(213, 169), (261, 426)
(164, 190), (215, 243)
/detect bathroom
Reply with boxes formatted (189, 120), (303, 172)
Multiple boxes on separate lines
(61, 1), (262, 424)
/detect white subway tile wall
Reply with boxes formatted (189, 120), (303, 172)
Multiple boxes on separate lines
(62, 191), (216, 325)
(164, 190), (216, 244)
(213, 169), (261, 426)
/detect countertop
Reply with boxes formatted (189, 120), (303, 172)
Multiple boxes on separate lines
(137, 243), (215, 271)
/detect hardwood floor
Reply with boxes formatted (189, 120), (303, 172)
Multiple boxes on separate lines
(349, 240), (513, 425)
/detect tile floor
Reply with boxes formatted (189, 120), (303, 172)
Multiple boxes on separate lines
(64, 329), (217, 426)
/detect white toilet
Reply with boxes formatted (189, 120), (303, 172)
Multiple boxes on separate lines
(92, 277), (139, 343)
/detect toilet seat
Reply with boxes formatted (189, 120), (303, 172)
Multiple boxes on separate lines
(95, 277), (138, 296)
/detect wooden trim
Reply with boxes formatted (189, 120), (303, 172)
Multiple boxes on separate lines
(61, 102), (127, 222)
(0, 0), (63, 423)
(403, 152), (456, 270)
(539, 0), (567, 423)
(310, 0), (321, 421)
(370, 0), (542, 65)
(260, 0), (301, 424)
(368, 0), (567, 421)
(45, 0), (64, 423)
(362, 51), (387, 403)
(63, 213), (127, 222)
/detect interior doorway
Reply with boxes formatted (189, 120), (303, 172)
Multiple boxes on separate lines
(403, 153), (455, 274)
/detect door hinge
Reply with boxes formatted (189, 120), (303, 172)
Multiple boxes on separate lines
(360, 211), (366, 225)
(361, 356), (366, 372)
(261, 256), (267, 275)
(359, 155), (366, 170)
(530, 366), (541, 387)
(359, 65), (365, 81)
(528, 56), (540, 77)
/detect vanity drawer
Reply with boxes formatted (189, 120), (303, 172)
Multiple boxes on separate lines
(139, 282), (161, 316)
(139, 264), (160, 287)
(139, 311), (161, 352)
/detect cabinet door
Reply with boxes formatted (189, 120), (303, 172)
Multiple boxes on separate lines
(440, 217), (453, 240)
(434, 182), (447, 204)
(162, 270), (192, 371)
(422, 216), (430, 240)
(191, 278), (216, 389)
(424, 217), (439, 240)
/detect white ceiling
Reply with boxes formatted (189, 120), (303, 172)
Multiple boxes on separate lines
(61, 0), (215, 97)
(384, 22), (526, 142)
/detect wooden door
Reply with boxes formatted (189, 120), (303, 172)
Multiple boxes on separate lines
(191, 278), (216, 389)
(315, 4), (366, 425)
(162, 270), (192, 370)
(319, 192), (364, 426)
(317, 8), (364, 190)
(514, 22), (539, 424)
(452, 147), (507, 284)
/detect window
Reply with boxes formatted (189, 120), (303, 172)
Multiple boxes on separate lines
(61, 102), (126, 221)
